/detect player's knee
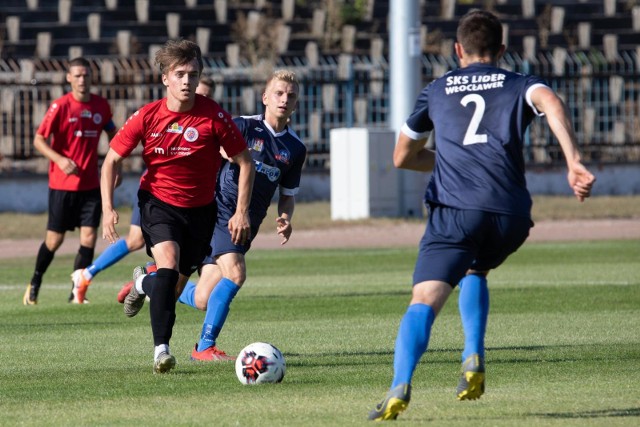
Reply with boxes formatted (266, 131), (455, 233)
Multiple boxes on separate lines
(194, 295), (208, 311)
(127, 237), (145, 252)
(44, 233), (64, 251)
(226, 269), (246, 286)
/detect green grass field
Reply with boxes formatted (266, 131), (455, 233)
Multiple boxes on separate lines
(1, 241), (639, 426)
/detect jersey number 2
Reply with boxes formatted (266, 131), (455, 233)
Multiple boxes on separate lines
(461, 94), (488, 145)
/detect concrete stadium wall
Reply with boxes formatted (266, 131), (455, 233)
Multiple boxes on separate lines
(0, 164), (637, 213)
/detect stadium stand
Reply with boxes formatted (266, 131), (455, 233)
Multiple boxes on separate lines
(2, 0), (637, 59)
(0, 0), (639, 171)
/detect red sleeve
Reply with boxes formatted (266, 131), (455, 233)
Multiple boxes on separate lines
(37, 100), (63, 138)
(110, 108), (145, 157)
(215, 109), (246, 158)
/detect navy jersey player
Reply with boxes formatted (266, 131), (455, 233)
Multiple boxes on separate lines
(178, 70), (306, 361)
(369, 10), (595, 421)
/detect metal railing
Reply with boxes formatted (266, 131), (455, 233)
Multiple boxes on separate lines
(1, 51), (639, 174)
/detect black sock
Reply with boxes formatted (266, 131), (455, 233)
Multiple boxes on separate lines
(31, 242), (55, 288)
(74, 245), (94, 270)
(144, 268), (180, 346)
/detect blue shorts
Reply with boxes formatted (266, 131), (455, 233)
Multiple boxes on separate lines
(130, 196), (141, 227)
(413, 204), (532, 287)
(201, 211), (265, 265)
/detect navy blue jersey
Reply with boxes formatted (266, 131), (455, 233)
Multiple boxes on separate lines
(403, 63), (547, 218)
(216, 114), (306, 226)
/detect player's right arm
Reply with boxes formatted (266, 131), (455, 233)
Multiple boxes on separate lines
(33, 133), (78, 176)
(393, 131), (435, 172)
(530, 86), (596, 201)
(101, 147), (123, 243)
(100, 107), (145, 243)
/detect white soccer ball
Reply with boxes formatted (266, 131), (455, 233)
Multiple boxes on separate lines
(235, 342), (286, 385)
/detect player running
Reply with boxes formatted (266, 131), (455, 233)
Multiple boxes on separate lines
(24, 57), (117, 305)
(369, 10), (595, 421)
(101, 39), (254, 373)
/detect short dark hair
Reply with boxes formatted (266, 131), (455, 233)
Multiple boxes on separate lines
(199, 74), (215, 90)
(68, 57), (91, 70)
(456, 10), (503, 58)
(155, 39), (203, 75)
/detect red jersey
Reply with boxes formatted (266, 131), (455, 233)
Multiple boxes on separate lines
(110, 95), (246, 208)
(37, 93), (115, 191)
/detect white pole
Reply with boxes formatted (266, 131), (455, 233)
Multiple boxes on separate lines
(390, 0), (424, 216)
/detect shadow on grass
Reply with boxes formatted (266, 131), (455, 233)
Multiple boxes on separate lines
(285, 342), (637, 367)
(536, 407), (640, 419)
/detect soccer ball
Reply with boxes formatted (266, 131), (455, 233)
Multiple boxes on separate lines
(235, 342), (286, 385)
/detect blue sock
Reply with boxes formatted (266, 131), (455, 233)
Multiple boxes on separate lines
(458, 274), (489, 361)
(391, 303), (435, 388)
(178, 280), (197, 307)
(86, 239), (129, 278)
(197, 278), (240, 351)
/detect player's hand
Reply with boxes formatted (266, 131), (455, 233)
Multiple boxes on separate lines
(276, 217), (292, 245)
(567, 162), (596, 202)
(102, 208), (120, 243)
(229, 211), (251, 245)
(57, 157), (78, 176)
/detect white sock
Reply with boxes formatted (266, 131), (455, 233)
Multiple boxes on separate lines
(82, 269), (93, 281)
(135, 274), (147, 294)
(154, 344), (170, 360)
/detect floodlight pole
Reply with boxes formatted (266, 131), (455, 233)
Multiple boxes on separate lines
(389, 0), (423, 216)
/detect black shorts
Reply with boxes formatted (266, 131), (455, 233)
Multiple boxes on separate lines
(138, 190), (216, 276)
(47, 188), (102, 233)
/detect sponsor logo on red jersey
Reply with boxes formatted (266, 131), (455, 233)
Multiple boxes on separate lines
(167, 122), (183, 134)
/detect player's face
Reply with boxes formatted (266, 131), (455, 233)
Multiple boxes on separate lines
(262, 79), (298, 122)
(163, 59), (201, 105)
(66, 65), (91, 100)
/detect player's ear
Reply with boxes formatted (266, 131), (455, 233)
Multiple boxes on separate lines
(454, 42), (465, 60)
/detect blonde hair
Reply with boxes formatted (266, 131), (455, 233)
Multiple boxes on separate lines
(265, 69), (299, 92)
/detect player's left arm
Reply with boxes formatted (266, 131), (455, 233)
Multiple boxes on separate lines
(275, 142), (305, 245)
(530, 86), (595, 201)
(276, 194), (295, 245)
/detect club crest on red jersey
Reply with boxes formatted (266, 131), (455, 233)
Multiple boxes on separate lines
(184, 127), (199, 142)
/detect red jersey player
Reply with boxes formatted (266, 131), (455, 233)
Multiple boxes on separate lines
(24, 57), (117, 306)
(100, 39), (255, 374)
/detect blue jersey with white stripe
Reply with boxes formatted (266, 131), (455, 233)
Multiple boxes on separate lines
(404, 63), (547, 218)
(216, 114), (306, 225)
